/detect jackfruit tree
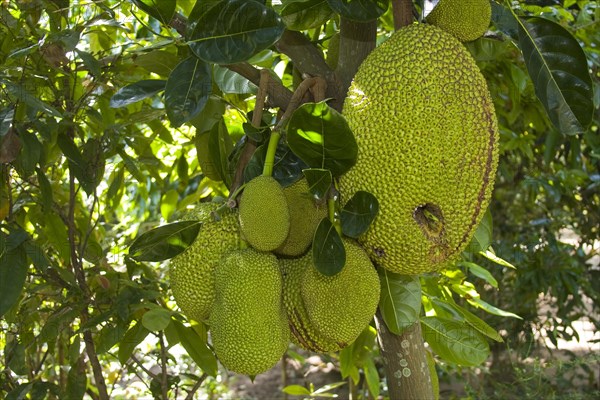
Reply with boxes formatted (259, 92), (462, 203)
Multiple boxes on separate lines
(1, 1), (597, 400)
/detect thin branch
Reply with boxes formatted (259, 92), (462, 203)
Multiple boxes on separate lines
(130, 354), (159, 379)
(184, 373), (208, 400)
(225, 63), (294, 111)
(159, 332), (169, 400)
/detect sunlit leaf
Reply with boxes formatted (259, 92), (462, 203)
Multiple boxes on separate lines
(479, 249), (516, 269)
(282, 385), (311, 395)
(172, 320), (217, 376)
(378, 270), (421, 335)
(109, 80), (166, 108)
(458, 261), (498, 288)
(129, 221), (201, 262)
(312, 218), (345, 276)
(141, 307), (172, 331)
(189, 0), (285, 64)
(467, 297), (522, 319)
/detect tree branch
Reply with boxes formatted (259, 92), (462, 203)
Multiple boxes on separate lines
(184, 373), (208, 400)
(159, 333), (169, 400)
(392, 0), (415, 30)
(333, 17), (377, 111)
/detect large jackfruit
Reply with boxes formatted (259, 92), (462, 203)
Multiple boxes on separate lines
(239, 175), (290, 251)
(301, 240), (380, 346)
(279, 254), (343, 353)
(276, 179), (327, 257)
(170, 203), (239, 322)
(426, 0), (491, 42)
(339, 23), (498, 275)
(210, 249), (289, 375)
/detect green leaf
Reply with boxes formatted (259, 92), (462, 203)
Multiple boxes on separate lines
(109, 80), (166, 108)
(378, 270), (421, 335)
(244, 140), (308, 188)
(208, 118), (234, 186)
(65, 361), (87, 400)
(287, 101), (357, 176)
(75, 49), (101, 77)
(0, 235), (28, 317)
(363, 356), (380, 398)
(165, 56), (212, 127)
(517, 16), (593, 134)
(188, 0), (285, 64)
(282, 385), (311, 396)
(421, 316), (490, 367)
(213, 65), (257, 94)
(340, 191), (379, 238)
(129, 220), (201, 262)
(490, 1), (518, 40)
(465, 208), (492, 254)
(172, 320), (217, 376)
(281, 0), (333, 31)
(426, 350), (440, 400)
(39, 307), (81, 344)
(459, 261), (498, 288)
(312, 218), (345, 276)
(142, 307), (172, 331)
(134, 50), (180, 77)
(0, 108), (14, 137)
(302, 168), (332, 201)
(326, 0), (388, 22)
(36, 168), (53, 211)
(118, 321), (150, 364)
(160, 189), (179, 221)
(467, 297), (522, 319)
(2, 81), (62, 117)
(132, 0), (175, 24)
(16, 131), (42, 178)
(479, 249), (516, 269)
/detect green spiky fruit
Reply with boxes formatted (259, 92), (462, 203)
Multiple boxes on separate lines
(426, 0), (491, 42)
(276, 179), (327, 257)
(279, 254), (343, 353)
(170, 203), (239, 322)
(210, 249), (289, 375)
(301, 240), (380, 346)
(239, 175), (290, 251)
(339, 23), (499, 275)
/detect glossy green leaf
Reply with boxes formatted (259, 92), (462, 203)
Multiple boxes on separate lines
(467, 297), (522, 319)
(141, 307), (172, 331)
(340, 191), (379, 238)
(490, 1), (518, 40)
(244, 140), (308, 188)
(0, 235), (28, 317)
(479, 249), (516, 269)
(302, 168), (332, 201)
(165, 56), (212, 127)
(188, 0), (285, 64)
(129, 220), (201, 262)
(132, 0), (175, 24)
(134, 50), (180, 77)
(208, 118), (234, 186)
(109, 80), (166, 108)
(281, 0), (333, 31)
(287, 101), (357, 176)
(118, 321), (150, 364)
(421, 316), (490, 367)
(190, 96), (227, 133)
(465, 208), (492, 253)
(312, 218), (345, 276)
(213, 65), (257, 94)
(517, 16), (593, 134)
(378, 270), (421, 335)
(458, 261), (498, 288)
(172, 320), (217, 376)
(282, 385), (311, 395)
(326, 0), (387, 21)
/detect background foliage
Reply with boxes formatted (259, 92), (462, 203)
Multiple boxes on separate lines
(1, 0), (598, 399)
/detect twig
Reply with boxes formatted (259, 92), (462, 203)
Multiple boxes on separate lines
(159, 332), (169, 400)
(130, 354), (159, 379)
(184, 373), (208, 400)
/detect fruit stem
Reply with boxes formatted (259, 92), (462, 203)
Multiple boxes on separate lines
(262, 130), (281, 177)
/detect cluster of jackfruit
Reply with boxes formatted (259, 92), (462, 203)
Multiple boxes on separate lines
(170, 177), (380, 376)
(339, 23), (499, 275)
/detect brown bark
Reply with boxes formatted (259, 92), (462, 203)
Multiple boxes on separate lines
(392, 0), (415, 30)
(375, 313), (435, 400)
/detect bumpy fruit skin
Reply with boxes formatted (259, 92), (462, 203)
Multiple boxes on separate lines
(170, 203), (239, 322)
(210, 249), (289, 375)
(301, 240), (380, 346)
(339, 23), (498, 275)
(239, 175), (290, 251)
(276, 179), (327, 257)
(279, 254), (343, 353)
(426, 0), (491, 42)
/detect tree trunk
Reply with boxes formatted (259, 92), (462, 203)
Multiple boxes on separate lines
(375, 312), (434, 400)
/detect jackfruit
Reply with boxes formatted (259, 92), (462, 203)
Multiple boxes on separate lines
(339, 23), (498, 275)
(210, 249), (289, 375)
(426, 0), (491, 42)
(301, 240), (380, 346)
(169, 202), (239, 322)
(276, 178), (327, 257)
(279, 254), (343, 353)
(239, 175), (290, 251)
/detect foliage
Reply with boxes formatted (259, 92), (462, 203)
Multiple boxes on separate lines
(0, 0), (598, 399)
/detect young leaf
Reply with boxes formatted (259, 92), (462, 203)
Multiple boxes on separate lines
(109, 80), (166, 108)
(458, 261), (498, 288)
(165, 56), (212, 128)
(421, 316), (490, 367)
(378, 270), (421, 335)
(303, 168), (332, 201)
(340, 191), (379, 238)
(312, 218), (345, 276)
(141, 307), (173, 332)
(188, 0), (285, 64)
(326, 0), (388, 22)
(287, 101), (357, 176)
(517, 16), (593, 135)
(281, 0), (334, 31)
(172, 320), (217, 377)
(479, 249), (516, 269)
(282, 385), (311, 396)
(129, 220), (201, 262)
